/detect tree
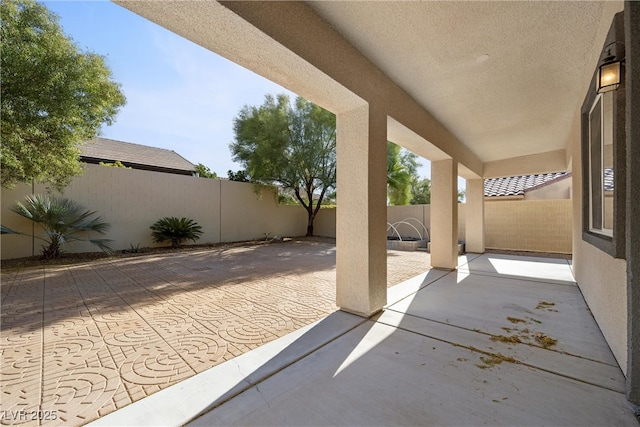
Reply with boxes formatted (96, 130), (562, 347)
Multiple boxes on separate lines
(230, 94), (336, 237)
(99, 160), (130, 169)
(4, 194), (112, 259)
(410, 177), (431, 205)
(1, 0), (126, 190)
(194, 163), (217, 179)
(227, 169), (250, 182)
(387, 142), (420, 205)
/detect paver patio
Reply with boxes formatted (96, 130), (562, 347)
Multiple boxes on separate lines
(90, 253), (634, 426)
(0, 239), (429, 426)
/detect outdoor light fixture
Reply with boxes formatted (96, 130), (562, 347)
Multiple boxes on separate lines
(596, 42), (624, 94)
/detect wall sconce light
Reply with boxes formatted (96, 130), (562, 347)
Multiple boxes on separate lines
(596, 42), (624, 94)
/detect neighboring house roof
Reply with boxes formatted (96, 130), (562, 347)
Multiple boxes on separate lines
(484, 172), (570, 197)
(80, 137), (195, 175)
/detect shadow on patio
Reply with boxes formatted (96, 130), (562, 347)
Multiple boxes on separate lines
(92, 253), (636, 426)
(0, 240), (431, 426)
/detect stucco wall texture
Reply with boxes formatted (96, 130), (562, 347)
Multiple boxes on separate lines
(524, 177), (572, 200)
(1, 165), (571, 260)
(570, 111), (628, 374)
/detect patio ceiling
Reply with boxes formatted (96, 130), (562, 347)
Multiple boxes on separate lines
(307, 1), (622, 164)
(114, 1), (622, 175)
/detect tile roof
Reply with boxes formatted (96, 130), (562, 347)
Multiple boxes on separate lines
(484, 172), (569, 197)
(80, 137), (195, 173)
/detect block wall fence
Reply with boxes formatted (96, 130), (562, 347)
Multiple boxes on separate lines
(1, 165), (572, 260)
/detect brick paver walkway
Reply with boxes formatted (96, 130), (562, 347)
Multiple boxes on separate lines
(1, 240), (430, 426)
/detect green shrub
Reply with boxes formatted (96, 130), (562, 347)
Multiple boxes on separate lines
(150, 217), (203, 248)
(4, 194), (112, 259)
(128, 243), (142, 253)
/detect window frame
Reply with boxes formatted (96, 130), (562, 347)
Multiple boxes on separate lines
(581, 32), (626, 259)
(587, 93), (614, 237)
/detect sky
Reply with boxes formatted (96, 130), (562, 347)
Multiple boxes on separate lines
(42, 1), (443, 183)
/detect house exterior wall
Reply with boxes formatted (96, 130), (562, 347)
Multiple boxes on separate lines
(625, 0), (640, 401)
(572, 147), (627, 371)
(569, 9), (631, 376)
(524, 178), (572, 200)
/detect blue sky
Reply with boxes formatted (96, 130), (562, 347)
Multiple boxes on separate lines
(44, 1), (296, 176)
(43, 1), (444, 184)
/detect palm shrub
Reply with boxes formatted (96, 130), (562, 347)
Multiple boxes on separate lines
(150, 217), (203, 248)
(4, 194), (112, 259)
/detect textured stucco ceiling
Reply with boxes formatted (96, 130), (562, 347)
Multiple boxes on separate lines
(308, 1), (622, 163)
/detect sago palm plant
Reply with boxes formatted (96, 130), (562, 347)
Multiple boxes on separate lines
(150, 217), (203, 248)
(4, 194), (112, 259)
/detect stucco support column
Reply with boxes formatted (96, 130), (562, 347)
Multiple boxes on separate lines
(335, 104), (387, 317)
(431, 159), (458, 269)
(465, 179), (485, 253)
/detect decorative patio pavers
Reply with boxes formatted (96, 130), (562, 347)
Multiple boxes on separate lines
(0, 240), (429, 426)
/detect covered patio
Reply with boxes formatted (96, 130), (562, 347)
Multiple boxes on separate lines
(92, 253), (636, 425)
(113, 2), (640, 417)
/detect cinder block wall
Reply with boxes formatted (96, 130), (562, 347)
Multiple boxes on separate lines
(1, 165), (305, 260)
(1, 166), (573, 259)
(219, 180), (306, 242)
(314, 208), (336, 237)
(386, 205), (429, 240)
(484, 200), (572, 253)
(295, 200), (472, 244)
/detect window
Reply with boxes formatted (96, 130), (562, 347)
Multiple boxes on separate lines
(588, 92), (614, 236)
(581, 31), (625, 259)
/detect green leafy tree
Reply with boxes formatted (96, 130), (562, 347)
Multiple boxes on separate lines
(458, 189), (466, 203)
(3, 194), (112, 259)
(227, 169), (250, 182)
(99, 160), (130, 169)
(387, 142), (420, 205)
(230, 94), (336, 237)
(194, 163), (217, 179)
(277, 192), (298, 205)
(410, 177), (431, 205)
(150, 217), (203, 248)
(1, 0), (126, 189)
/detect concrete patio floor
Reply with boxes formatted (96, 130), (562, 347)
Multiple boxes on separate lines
(91, 253), (637, 426)
(0, 239), (429, 426)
